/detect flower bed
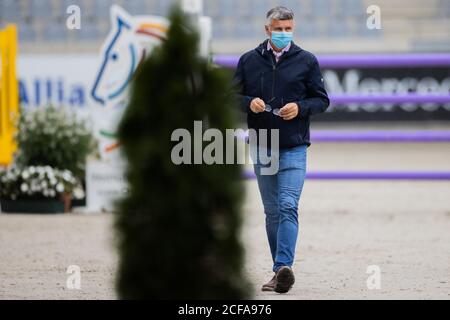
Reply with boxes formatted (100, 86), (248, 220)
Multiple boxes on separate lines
(0, 165), (84, 213)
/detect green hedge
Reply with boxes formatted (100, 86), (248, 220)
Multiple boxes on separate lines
(115, 7), (251, 299)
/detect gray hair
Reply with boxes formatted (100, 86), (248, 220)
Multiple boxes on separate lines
(266, 6), (295, 25)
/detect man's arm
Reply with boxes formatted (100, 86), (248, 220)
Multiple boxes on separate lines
(297, 55), (330, 118)
(232, 56), (257, 113)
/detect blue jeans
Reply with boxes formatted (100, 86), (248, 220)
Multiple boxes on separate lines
(253, 145), (307, 273)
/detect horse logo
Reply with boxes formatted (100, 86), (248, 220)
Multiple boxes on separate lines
(90, 5), (168, 157)
(91, 5), (168, 107)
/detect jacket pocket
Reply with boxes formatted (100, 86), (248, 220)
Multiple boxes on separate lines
(260, 71), (266, 100)
(248, 111), (271, 130)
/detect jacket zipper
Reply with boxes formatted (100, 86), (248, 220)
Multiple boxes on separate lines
(260, 72), (264, 99)
(270, 55), (276, 131)
(271, 55), (276, 100)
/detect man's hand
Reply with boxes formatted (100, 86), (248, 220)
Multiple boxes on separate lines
(250, 98), (265, 113)
(280, 103), (299, 120)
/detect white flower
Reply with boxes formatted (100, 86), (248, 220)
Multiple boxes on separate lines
(29, 166), (36, 175)
(37, 167), (44, 175)
(20, 183), (29, 193)
(56, 183), (64, 193)
(21, 170), (30, 180)
(73, 187), (85, 200)
(62, 171), (72, 181)
(50, 178), (57, 186)
(47, 171), (55, 180)
(49, 190), (56, 198)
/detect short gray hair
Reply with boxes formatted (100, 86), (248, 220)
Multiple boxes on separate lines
(266, 6), (294, 25)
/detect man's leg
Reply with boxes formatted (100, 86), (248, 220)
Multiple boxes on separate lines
(254, 163), (279, 264)
(273, 145), (307, 272)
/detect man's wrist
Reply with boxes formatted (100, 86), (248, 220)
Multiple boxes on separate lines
(297, 100), (308, 118)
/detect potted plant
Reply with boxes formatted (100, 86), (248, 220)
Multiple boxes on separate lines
(0, 165), (85, 213)
(14, 105), (98, 207)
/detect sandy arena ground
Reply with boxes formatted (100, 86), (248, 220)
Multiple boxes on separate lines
(1, 140), (450, 300)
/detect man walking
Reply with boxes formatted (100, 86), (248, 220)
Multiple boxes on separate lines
(233, 6), (329, 293)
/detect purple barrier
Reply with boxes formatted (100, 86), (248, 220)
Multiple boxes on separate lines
(213, 53), (450, 69)
(330, 94), (450, 104)
(311, 130), (450, 142)
(236, 130), (450, 142)
(243, 171), (450, 180)
(317, 54), (450, 68)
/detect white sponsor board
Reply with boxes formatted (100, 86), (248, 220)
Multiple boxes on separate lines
(18, 5), (170, 212)
(18, 54), (96, 110)
(16, 5), (212, 213)
(85, 160), (127, 212)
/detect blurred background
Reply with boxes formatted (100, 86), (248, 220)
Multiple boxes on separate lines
(1, 0), (449, 121)
(0, 0), (449, 299)
(1, 0), (449, 53)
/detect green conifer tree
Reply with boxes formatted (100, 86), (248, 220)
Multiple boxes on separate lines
(115, 7), (250, 299)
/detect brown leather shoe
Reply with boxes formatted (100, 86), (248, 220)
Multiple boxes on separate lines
(274, 266), (295, 293)
(261, 274), (277, 292)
